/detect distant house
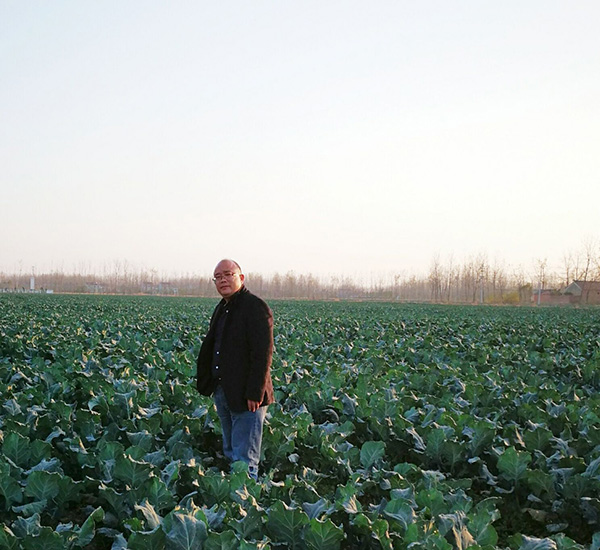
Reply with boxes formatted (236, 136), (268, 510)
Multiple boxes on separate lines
(532, 288), (571, 305)
(562, 280), (600, 305)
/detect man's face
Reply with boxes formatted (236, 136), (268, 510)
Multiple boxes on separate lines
(213, 260), (244, 300)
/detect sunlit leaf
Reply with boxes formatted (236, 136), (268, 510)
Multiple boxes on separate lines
(360, 440), (386, 469)
(497, 447), (531, 484)
(267, 501), (309, 547)
(164, 511), (208, 550)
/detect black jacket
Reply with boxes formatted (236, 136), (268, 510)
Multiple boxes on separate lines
(196, 286), (274, 412)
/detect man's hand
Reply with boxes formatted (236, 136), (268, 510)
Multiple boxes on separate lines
(247, 399), (261, 412)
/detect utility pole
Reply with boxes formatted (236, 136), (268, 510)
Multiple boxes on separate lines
(536, 259), (547, 307)
(478, 265), (484, 305)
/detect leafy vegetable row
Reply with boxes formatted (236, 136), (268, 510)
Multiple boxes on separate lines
(1, 294), (599, 549)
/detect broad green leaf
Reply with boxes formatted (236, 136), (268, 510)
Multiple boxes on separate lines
(74, 506), (105, 548)
(339, 494), (361, 514)
(205, 530), (239, 550)
(135, 499), (162, 531)
(161, 460), (180, 488)
(406, 427), (426, 452)
(44, 427), (65, 445)
(229, 505), (264, 539)
(523, 427), (553, 453)
(552, 533), (584, 550)
(25, 457), (60, 474)
(304, 518), (344, 550)
(21, 527), (64, 550)
(334, 483), (362, 514)
(164, 512), (208, 550)
(201, 505), (226, 530)
(371, 519), (392, 550)
(360, 441), (385, 469)
(231, 460), (250, 475)
(468, 511), (498, 547)
(467, 421), (495, 456)
(0, 525), (19, 550)
(199, 475), (230, 505)
(141, 477), (176, 513)
(266, 501), (309, 548)
(12, 499), (48, 516)
(437, 512), (476, 550)
(426, 428), (446, 463)
(98, 440), (125, 462)
(349, 513), (371, 534)
(11, 513), (41, 538)
(166, 429), (185, 452)
(302, 498), (332, 520)
(145, 448), (167, 466)
(474, 497), (501, 522)
(55, 476), (82, 509)
(3, 399), (22, 416)
(415, 488), (446, 517)
(127, 445), (148, 461)
(24, 471), (61, 501)
(497, 447), (531, 484)
(127, 430), (155, 451)
(383, 499), (416, 530)
(114, 455), (153, 487)
(443, 441), (465, 469)
(99, 483), (129, 517)
(583, 455), (600, 479)
(29, 440), (52, 466)
(138, 405), (162, 419)
(128, 528), (166, 550)
(0, 472), (23, 509)
(526, 470), (555, 497)
(3, 432), (31, 468)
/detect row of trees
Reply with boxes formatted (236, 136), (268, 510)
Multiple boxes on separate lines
(425, 238), (600, 304)
(2, 241), (599, 303)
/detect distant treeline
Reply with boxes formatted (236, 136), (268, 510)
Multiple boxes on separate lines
(3, 242), (599, 303)
(0, 267), (571, 304)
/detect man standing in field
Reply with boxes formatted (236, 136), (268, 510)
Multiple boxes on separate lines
(196, 259), (274, 479)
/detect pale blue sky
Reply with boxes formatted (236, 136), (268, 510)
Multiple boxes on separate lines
(2, 1), (599, 279)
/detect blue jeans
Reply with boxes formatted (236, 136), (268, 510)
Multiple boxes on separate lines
(214, 385), (266, 480)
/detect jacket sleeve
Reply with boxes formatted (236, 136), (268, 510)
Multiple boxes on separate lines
(196, 308), (218, 395)
(244, 299), (274, 403)
(196, 337), (214, 395)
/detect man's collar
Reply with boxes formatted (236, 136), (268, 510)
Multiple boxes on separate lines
(222, 285), (247, 305)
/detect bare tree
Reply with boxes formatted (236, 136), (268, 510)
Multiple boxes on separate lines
(562, 252), (575, 287)
(581, 236), (599, 282)
(534, 258), (548, 306)
(428, 255), (443, 302)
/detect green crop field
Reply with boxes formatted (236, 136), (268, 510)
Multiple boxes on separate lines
(1, 294), (599, 550)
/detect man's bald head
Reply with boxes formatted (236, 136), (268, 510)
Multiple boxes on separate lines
(213, 259), (244, 300)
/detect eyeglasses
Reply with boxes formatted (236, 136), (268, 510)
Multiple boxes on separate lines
(212, 271), (240, 283)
